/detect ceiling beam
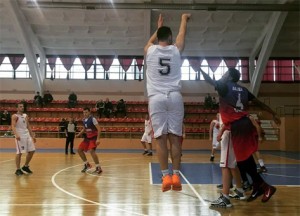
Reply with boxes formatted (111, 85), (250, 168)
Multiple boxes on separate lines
(24, 1), (300, 12)
(250, 12), (287, 96)
(3, 0), (44, 93)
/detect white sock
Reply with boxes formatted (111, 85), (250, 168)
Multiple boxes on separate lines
(173, 170), (180, 175)
(258, 159), (265, 167)
(236, 187), (244, 193)
(222, 193), (230, 199)
(162, 169), (169, 176)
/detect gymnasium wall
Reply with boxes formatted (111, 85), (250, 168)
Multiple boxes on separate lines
(0, 79), (299, 110)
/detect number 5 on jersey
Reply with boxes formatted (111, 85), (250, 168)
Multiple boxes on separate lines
(159, 58), (171, 75)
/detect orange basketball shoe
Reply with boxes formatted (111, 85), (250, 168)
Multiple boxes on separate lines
(172, 174), (182, 191)
(162, 175), (172, 192)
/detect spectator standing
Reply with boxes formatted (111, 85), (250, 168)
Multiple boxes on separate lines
(59, 118), (67, 138)
(65, 117), (77, 155)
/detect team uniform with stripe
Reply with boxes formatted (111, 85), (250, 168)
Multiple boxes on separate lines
(215, 80), (258, 162)
(146, 45), (184, 138)
(78, 116), (99, 152)
(14, 113), (35, 154)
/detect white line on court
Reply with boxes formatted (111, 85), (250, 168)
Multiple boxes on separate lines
(0, 159), (14, 164)
(51, 164), (147, 216)
(263, 173), (300, 178)
(168, 158), (208, 206)
(0, 203), (203, 207)
(51, 157), (152, 216)
(149, 162), (153, 185)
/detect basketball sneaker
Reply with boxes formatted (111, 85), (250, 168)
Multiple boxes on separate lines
(162, 175), (172, 192)
(22, 165), (33, 174)
(147, 152), (153, 156)
(211, 194), (232, 208)
(242, 181), (253, 192)
(247, 187), (264, 202)
(15, 169), (24, 176)
(172, 174), (182, 191)
(257, 166), (268, 173)
(81, 162), (92, 173)
(93, 166), (103, 175)
(229, 188), (247, 200)
(142, 150), (148, 155)
(210, 155), (214, 162)
(261, 185), (276, 202)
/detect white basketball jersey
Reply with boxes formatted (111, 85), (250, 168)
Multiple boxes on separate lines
(146, 45), (182, 96)
(144, 119), (151, 134)
(15, 113), (29, 136)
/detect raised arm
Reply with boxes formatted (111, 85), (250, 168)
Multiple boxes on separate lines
(175, 13), (191, 53)
(144, 14), (164, 54)
(199, 68), (216, 86)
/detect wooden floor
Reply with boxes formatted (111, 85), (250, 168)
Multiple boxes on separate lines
(0, 151), (299, 216)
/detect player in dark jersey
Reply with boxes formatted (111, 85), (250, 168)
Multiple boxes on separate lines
(76, 107), (102, 174)
(200, 68), (281, 206)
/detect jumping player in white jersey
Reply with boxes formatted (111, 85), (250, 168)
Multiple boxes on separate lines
(144, 13), (191, 192)
(11, 102), (36, 176)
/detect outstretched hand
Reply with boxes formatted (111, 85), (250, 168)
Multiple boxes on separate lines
(158, 14), (164, 28)
(182, 13), (191, 22)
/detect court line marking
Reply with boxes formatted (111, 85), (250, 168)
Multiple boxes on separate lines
(51, 157), (153, 216)
(168, 158), (208, 206)
(266, 154), (300, 162)
(51, 164), (147, 216)
(0, 159), (14, 164)
(0, 203), (204, 207)
(263, 173), (300, 178)
(149, 162), (153, 185)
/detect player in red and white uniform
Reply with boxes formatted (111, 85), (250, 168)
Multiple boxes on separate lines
(76, 107), (102, 174)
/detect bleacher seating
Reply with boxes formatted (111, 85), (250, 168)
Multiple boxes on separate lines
(0, 99), (227, 139)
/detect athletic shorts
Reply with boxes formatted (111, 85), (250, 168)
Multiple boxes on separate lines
(220, 130), (237, 169)
(141, 133), (152, 143)
(212, 135), (220, 149)
(231, 117), (258, 162)
(148, 91), (184, 138)
(15, 135), (36, 154)
(78, 136), (97, 152)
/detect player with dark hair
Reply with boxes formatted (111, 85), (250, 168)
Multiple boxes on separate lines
(11, 103), (36, 176)
(144, 13), (191, 192)
(200, 68), (281, 206)
(76, 107), (102, 174)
